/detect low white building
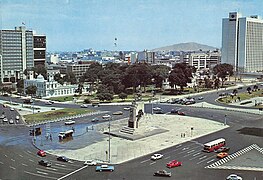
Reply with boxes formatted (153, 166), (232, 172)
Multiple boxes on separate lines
(24, 71), (90, 98)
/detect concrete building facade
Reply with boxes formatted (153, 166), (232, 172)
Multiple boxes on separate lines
(222, 12), (263, 72)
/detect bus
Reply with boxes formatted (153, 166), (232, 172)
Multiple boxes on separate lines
(58, 130), (74, 141)
(203, 138), (226, 152)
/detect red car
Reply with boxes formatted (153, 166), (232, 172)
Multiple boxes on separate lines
(37, 150), (46, 157)
(177, 111), (185, 116)
(166, 160), (182, 168)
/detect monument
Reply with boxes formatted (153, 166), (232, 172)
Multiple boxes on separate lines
(128, 101), (144, 128)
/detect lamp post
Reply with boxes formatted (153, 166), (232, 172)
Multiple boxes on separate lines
(108, 117), (111, 163)
(224, 114), (227, 126)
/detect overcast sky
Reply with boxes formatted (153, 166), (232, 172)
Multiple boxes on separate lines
(1, 0), (262, 52)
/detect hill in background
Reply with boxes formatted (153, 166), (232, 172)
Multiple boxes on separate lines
(152, 42), (218, 52)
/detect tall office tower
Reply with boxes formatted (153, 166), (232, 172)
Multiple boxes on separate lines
(0, 26), (34, 83)
(33, 34), (46, 66)
(222, 12), (263, 72)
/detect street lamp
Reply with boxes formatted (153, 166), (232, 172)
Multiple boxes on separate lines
(224, 114), (227, 126)
(108, 117), (111, 163)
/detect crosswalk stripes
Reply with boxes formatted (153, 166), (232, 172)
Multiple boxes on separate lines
(205, 144), (263, 171)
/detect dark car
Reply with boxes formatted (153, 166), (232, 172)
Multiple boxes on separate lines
(57, 156), (69, 162)
(38, 160), (51, 167)
(155, 110), (165, 114)
(153, 170), (171, 177)
(214, 146), (230, 153)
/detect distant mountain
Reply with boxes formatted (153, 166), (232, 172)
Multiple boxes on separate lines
(152, 42), (218, 52)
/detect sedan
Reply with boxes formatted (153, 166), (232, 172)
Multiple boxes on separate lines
(91, 118), (100, 122)
(84, 160), (97, 166)
(57, 156), (69, 162)
(38, 160), (51, 167)
(151, 153), (163, 160)
(215, 146), (230, 153)
(112, 111), (123, 115)
(177, 111), (185, 116)
(102, 114), (111, 119)
(226, 174), (242, 180)
(3, 118), (8, 122)
(217, 152), (228, 159)
(80, 104), (88, 108)
(37, 150), (46, 157)
(65, 120), (75, 125)
(123, 107), (131, 111)
(9, 119), (14, 124)
(153, 107), (162, 111)
(153, 170), (171, 177)
(96, 164), (114, 172)
(166, 160), (182, 168)
(10, 108), (15, 111)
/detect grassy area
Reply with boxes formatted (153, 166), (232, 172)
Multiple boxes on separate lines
(24, 108), (94, 123)
(48, 95), (81, 102)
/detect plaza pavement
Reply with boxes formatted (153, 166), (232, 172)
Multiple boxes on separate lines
(47, 113), (228, 164)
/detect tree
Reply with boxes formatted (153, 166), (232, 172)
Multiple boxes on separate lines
(25, 85), (37, 96)
(213, 63), (233, 87)
(54, 73), (64, 85)
(151, 65), (171, 89)
(63, 72), (77, 84)
(118, 92), (128, 100)
(96, 93), (113, 102)
(214, 78), (220, 89)
(204, 77), (213, 88)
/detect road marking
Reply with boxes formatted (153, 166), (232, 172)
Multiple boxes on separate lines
(24, 171), (57, 180)
(207, 159), (215, 164)
(187, 150), (195, 153)
(36, 168), (65, 175)
(27, 150), (32, 154)
(37, 171), (48, 175)
(22, 163), (28, 167)
(57, 165), (88, 180)
(0, 161), (3, 164)
(150, 161), (156, 165)
(55, 163), (66, 167)
(9, 166), (16, 170)
(11, 159), (15, 162)
(19, 154), (23, 157)
(46, 167), (58, 171)
(197, 156), (214, 164)
(189, 154), (204, 160)
(164, 156), (170, 159)
(176, 144), (182, 148)
(199, 156), (207, 160)
(193, 152), (201, 156)
(140, 159), (150, 163)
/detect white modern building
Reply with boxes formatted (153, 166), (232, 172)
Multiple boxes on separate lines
(24, 71), (90, 98)
(222, 12), (263, 72)
(138, 50), (155, 64)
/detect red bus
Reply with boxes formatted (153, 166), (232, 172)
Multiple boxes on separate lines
(203, 138), (226, 152)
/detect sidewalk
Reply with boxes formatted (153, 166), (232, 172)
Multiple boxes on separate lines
(47, 114), (228, 164)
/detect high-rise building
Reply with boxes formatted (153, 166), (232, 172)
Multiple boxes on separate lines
(222, 12), (263, 72)
(0, 26), (46, 83)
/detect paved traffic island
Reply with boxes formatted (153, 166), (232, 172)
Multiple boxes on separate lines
(47, 114), (228, 164)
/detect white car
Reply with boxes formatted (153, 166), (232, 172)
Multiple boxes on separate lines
(9, 119), (14, 124)
(65, 120), (75, 125)
(152, 107), (162, 111)
(3, 118), (8, 122)
(226, 174), (242, 180)
(84, 160), (97, 166)
(81, 104), (88, 108)
(123, 107), (131, 111)
(15, 116), (19, 120)
(10, 108), (15, 111)
(45, 101), (53, 105)
(102, 114), (111, 119)
(151, 153), (163, 160)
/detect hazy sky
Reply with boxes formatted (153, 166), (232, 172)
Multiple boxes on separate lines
(1, 0), (262, 52)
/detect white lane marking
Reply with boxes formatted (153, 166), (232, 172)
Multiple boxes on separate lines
(192, 152), (201, 157)
(46, 167), (58, 171)
(199, 156), (207, 160)
(176, 144), (182, 148)
(24, 171), (57, 180)
(37, 171), (48, 175)
(27, 150), (32, 154)
(187, 150), (195, 154)
(29, 159), (34, 162)
(207, 159), (215, 164)
(11, 159), (15, 162)
(55, 163), (66, 167)
(150, 161), (156, 165)
(164, 156), (170, 159)
(140, 159), (150, 163)
(0, 161), (3, 164)
(22, 163), (28, 167)
(10, 166), (16, 170)
(189, 154), (203, 160)
(4, 155), (7, 157)
(197, 156), (214, 164)
(19, 154), (23, 157)
(36, 168), (65, 175)
(57, 165), (88, 180)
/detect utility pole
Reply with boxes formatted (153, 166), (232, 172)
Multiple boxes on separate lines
(108, 117), (111, 163)
(224, 114), (227, 126)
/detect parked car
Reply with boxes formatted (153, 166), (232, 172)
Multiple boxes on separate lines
(65, 120), (75, 125)
(151, 153), (163, 160)
(3, 118), (8, 122)
(214, 146), (230, 153)
(15, 116), (19, 120)
(10, 108), (14, 111)
(38, 160), (51, 167)
(177, 111), (185, 116)
(9, 119), (14, 124)
(154, 110), (164, 114)
(112, 111), (123, 115)
(92, 102), (100, 107)
(84, 160), (97, 166)
(0, 115), (6, 119)
(152, 107), (162, 111)
(170, 109), (179, 114)
(198, 97), (204, 100)
(57, 156), (69, 162)
(226, 174), (242, 180)
(95, 164), (114, 172)
(217, 152), (228, 159)
(45, 101), (53, 105)
(102, 114), (111, 119)
(123, 107), (131, 111)
(37, 150), (46, 157)
(80, 104), (88, 108)
(91, 117), (100, 122)
(153, 170), (171, 177)
(166, 160), (182, 168)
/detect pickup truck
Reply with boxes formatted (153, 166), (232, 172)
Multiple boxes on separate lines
(95, 164), (114, 172)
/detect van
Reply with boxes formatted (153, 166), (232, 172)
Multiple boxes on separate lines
(15, 116), (19, 120)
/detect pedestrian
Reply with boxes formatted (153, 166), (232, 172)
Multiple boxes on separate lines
(183, 133), (185, 138)
(50, 134), (52, 141)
